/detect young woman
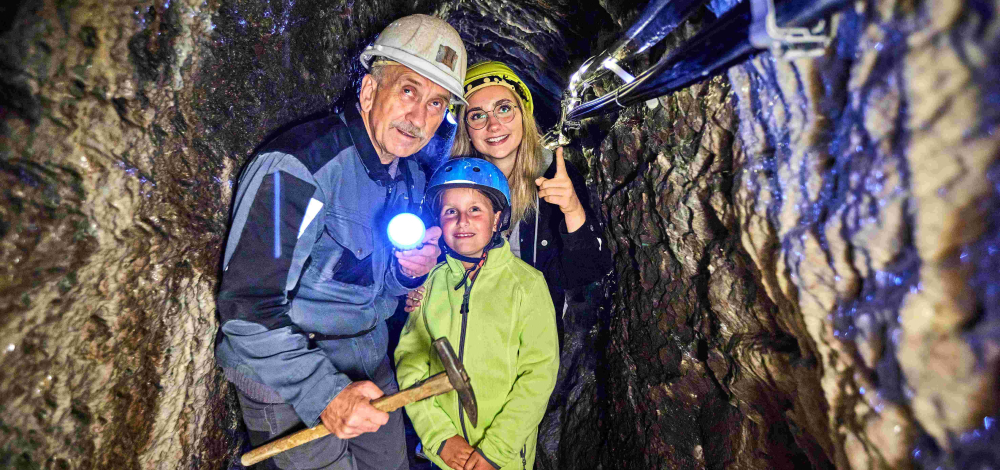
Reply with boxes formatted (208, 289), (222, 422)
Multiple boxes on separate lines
(407, 61), (612, 322)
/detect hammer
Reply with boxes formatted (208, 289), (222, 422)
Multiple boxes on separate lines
(240, 337), (477, 466)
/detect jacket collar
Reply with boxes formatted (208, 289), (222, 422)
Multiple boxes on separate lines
(541, 147), (554, 169)
(445, 239), (514, 275)
(345, 103), (397, 185)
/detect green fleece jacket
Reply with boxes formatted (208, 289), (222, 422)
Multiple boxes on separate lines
(395, 241), (559, 470)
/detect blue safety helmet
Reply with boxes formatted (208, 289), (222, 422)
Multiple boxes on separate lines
(425, 157), (512, 233)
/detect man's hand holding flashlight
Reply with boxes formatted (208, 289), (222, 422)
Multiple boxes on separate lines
(395, 226), (442, 278)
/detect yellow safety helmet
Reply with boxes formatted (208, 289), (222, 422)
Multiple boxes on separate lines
(462, 61), (534, 115)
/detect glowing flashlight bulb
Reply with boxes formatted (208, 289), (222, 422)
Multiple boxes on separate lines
(387, 213), (426, 250)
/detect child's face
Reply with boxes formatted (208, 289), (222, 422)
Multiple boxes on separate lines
(439, 188), (501, 260)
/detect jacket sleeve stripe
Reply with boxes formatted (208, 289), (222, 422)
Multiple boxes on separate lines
(219, 171), (317, 329)
(273, 171), (281, 258)
(298, 198), (324, 239)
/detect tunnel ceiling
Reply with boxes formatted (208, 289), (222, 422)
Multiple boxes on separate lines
(443, 0), (622, 128)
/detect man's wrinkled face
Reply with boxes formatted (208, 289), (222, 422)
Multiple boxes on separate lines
(360, 66), (452, 162)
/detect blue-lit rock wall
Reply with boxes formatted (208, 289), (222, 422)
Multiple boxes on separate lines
(729, 1), (1000, 467)
(576, 1), (999, 469)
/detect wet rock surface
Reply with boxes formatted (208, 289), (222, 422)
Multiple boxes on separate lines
(1, 0), (998, 469)
(569, 1), (1000, 469)
(0, 0), (441, 467)
(575, 51), (832, 469)
(444, 0), (619, 128)
(728, 1), (1000, 467)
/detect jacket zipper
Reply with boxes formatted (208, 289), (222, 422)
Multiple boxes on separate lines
(457, 280), (472, 442)
(454, 253), (487, 443)
(455, 254), (486, 442)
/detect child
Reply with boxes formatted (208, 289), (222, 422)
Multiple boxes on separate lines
(395, 158), (559, 470)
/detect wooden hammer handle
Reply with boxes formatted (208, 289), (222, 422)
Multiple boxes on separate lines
(240, 373), (453, 466)
(241, 425), (331, 466)
(371, 372), (452, 412)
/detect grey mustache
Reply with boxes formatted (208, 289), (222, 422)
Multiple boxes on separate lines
(391, 121), (425, 139)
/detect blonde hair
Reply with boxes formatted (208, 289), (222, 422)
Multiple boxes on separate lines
(450, 91), (545, 231)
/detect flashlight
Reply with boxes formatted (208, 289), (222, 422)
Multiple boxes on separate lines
(387, 213), (426, 250)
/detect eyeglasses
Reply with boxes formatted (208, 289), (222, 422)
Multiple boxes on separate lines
(465, 101), (520, 130)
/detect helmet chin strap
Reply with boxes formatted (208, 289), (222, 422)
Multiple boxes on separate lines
(446, 246), (483, 264)
(449, 236), (505, 291)
(445, 237), (505, 265)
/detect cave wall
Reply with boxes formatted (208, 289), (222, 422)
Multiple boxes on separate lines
(578, 0), (1000, 469)
(729, 1), (1000, 467)
(577, 21), (834, 468)
(1, 0), (998, 469)
(0, 0), (445, 467)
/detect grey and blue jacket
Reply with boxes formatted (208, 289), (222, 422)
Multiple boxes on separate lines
(216, 105), (426, 427)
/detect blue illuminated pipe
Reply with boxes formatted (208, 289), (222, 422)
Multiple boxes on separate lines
(568, 0), (847, 121)
(387, 213), (426, 250)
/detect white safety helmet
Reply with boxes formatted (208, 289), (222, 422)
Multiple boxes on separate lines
(360, 14), (469, 105)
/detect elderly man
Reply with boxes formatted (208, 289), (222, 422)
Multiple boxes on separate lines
(215, 15), (467, 470)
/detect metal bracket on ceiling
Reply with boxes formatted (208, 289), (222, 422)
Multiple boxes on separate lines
(542, 92), (582, 150)
(544, 57), (664, 150)
(601, 59), (660, 111)
(749, 0), (836, 59)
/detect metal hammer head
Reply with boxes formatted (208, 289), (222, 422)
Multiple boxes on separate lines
(432, 337), (478, 427)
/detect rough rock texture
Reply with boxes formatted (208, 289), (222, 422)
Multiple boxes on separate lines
(443, 0), (619, 128)
(571, 0), (1000, 469)
(0, 0), (441, 468)
(579, 50), (833, 469)
(728, 1), (1000, 467)
(2, 0), (998, 468)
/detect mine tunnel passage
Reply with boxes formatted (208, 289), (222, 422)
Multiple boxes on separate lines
(0, 0), (999, 469)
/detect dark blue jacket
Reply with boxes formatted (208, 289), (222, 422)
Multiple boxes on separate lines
(216, 105), (425, 426)
(516, 150), (612, 319)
